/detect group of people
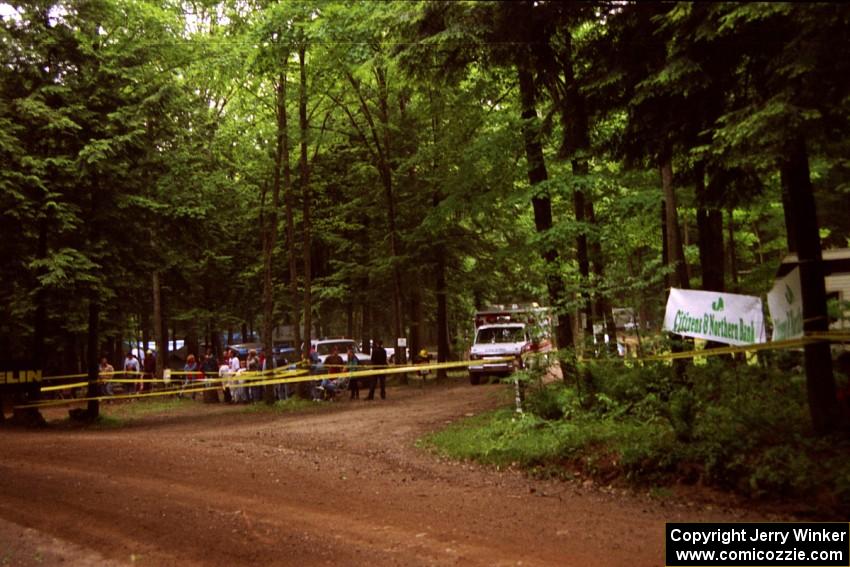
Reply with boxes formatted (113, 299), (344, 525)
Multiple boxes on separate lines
(214, 348), (287, 403)
(310, 340), (389, 401)
(98, 350), (156, 397)
(95, 338), (405, 403)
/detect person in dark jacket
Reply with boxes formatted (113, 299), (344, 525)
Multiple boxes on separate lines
(141, 350), (156, 393)
(346, 346), (361, 399)
(366, 339), (388, 400)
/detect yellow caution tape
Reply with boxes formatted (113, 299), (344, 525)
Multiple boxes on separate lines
(634, 337), (811, 362)
(32, 331), (850, 387)
(587, 332), (850, 364)
(18, 358), (514, 410)
(40, 381), (90, 392)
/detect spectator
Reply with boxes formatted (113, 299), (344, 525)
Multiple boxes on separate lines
(99, 356), (115, 397)
(246, 349), (261, 402)
(416, 348), (431, 381)
(366, 340), (388, 400)
(267, 353), (290, 401)
(218, 356), (233, 403)
(233, 359), (248, 403)
(201, 349), (219, 403)
(347, 346), (360, 399)
(309, 345), (323, 401)
(320, 346), (344, 401)
(228, 349), (242, 403)
(140, 349), (156, 393)
(183, 354), (200, 399)
(123, 352), (140, 397)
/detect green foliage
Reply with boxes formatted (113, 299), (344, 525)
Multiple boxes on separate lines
(1, 0), (848, 448)
(424, 358), (850, 514)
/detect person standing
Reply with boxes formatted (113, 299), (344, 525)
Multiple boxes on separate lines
(123, 352), (140, 397)
(246, 349), (261, 402)
(201, 349), (219, 403)
(347, 346), (360, 399)
(99, 356), (115, 397)
(229, 349), (244, 403)
(416, 348), (431, 382)
(367, 339), (388, 400)
(183, 354), (200, 399)
(218, 355), (233, 403)
(308, 345), (323, 400)
(141, 350), (156, 393)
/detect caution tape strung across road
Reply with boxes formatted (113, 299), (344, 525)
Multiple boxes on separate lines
(584, 331), (850, 363)
(19, 331), (850, 409)
(19, 358), (515, 409)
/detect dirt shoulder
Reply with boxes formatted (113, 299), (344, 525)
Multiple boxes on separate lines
(0, 379), (769, 566)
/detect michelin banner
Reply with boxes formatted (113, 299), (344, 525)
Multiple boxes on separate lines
(767, 267), (804, 341)
(663, 288), (766, 346)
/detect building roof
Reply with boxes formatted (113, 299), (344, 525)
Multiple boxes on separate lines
(776, 248), (850, 278)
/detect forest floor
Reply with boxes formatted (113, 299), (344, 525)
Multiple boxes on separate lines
(0, 377), (776, 566)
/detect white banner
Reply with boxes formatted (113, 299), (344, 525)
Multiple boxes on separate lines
(663, 288), (766, 346)
(767, 267), (804, 341)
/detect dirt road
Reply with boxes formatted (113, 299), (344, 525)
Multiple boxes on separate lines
(0, 380), (765, 566)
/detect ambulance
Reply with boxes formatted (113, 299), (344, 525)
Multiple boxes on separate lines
(468, 304), (553, 385)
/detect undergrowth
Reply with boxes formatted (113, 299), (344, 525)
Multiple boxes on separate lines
(422, 349), (850, 516)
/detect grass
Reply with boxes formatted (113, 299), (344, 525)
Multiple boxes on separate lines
(420, 360), (850, 517)
(106, 397), (196, 418)
(421, 407), (673, 476)
(91, 414), (126, 429)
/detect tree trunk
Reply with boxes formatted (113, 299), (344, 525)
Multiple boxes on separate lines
(86, 298), (100, 419)
(660, 158), (689, 289)
(695, 164), (725, 292)
(261, 71), (287, 405)
(345, 299), (354, 338)
(727, 207), (738, 288)
(280, 65), (301, 359)
(517, 60), (574, 384)
(374, 65), (405, 349)
(153, 271), (165, 380)
(298, 44), (312, 398)
(428, 86), (450, 379)
(586, 203), (618, 352)
(361, 297), (371, 356)
(556, 30), (595, 349)
(435, 245), (449, 379)
(572, 185), (594, 346)
(781, 136), (839, 434)
(661, 200), (669, 290)
(409, 288), (422, 364)
(15, 219), (49, 425)
(780, 169), (798, 253)
(695, 164), (726, 350)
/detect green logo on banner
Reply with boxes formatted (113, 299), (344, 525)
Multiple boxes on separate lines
(712, 297), (725, 312)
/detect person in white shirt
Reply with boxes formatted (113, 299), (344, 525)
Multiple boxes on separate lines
(218, 358), (233, 403)
(228, 349), (246, 403)
(123, 352), (140, 396)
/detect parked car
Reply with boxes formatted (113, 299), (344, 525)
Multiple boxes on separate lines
(360, 339), (396, 364)
(227, 342), (297, 368)
(310, 338), (371, 366)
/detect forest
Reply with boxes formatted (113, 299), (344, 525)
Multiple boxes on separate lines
(2, 0), (850, 440)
